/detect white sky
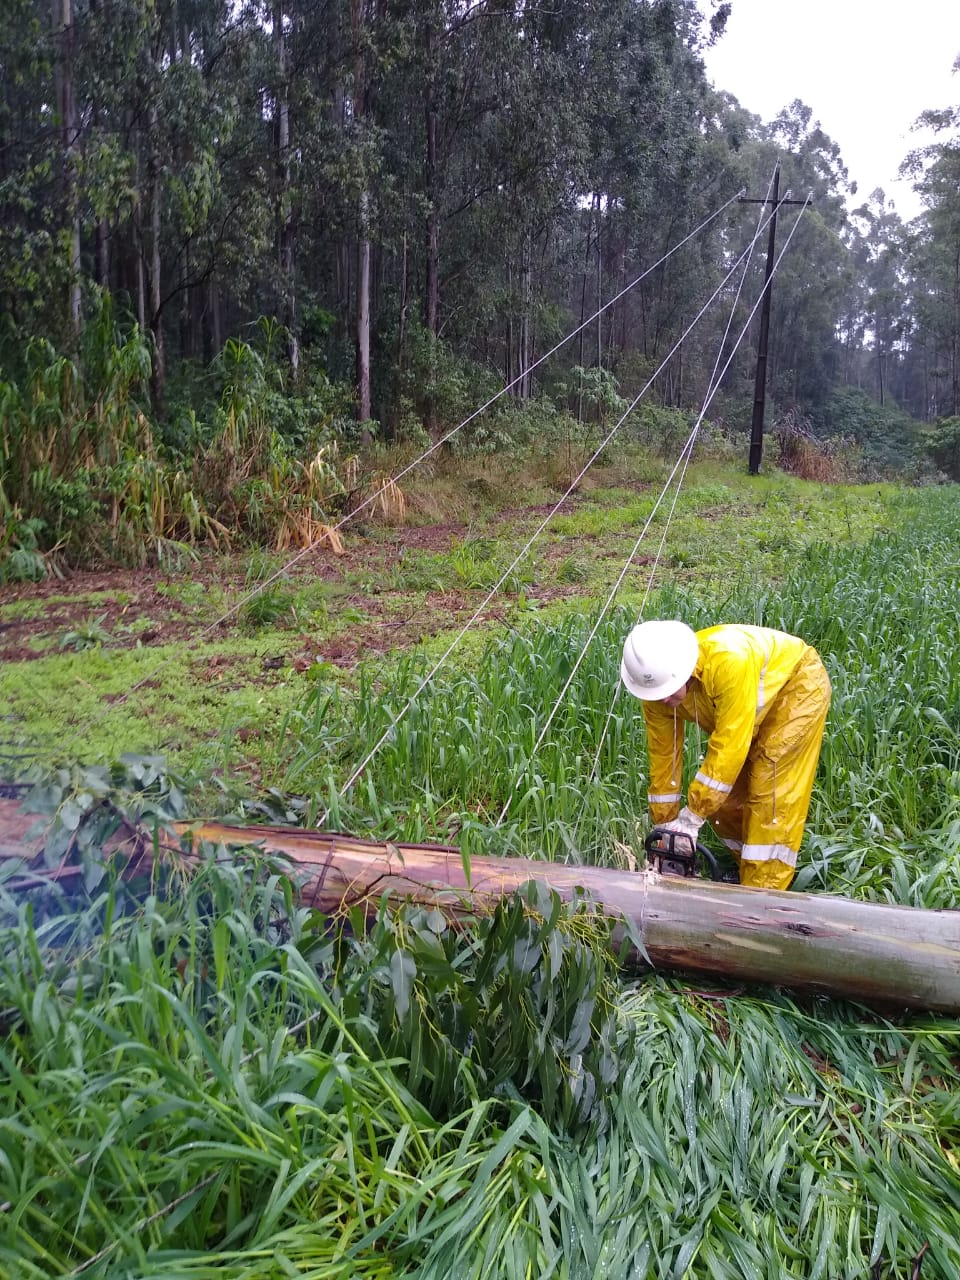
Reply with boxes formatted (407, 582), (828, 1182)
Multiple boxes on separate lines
(700, 0), (960, 219)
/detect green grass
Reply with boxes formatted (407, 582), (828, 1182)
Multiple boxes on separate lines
(0, 465), (905, 785)
(0, 640), (316, 799)
(5, 471), (960, 1275)
(3, 846), (959, 1277)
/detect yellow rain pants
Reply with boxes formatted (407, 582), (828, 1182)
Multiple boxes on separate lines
(642, 625), (831, 890)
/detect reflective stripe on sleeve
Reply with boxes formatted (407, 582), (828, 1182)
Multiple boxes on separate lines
(757, 660), (768, 712)
(648, 792), (681, 804)
(694, 770), (732, 794)
(741, 843), (798, 867)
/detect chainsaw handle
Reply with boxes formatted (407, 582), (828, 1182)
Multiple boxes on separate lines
(644, 828), (723, 882)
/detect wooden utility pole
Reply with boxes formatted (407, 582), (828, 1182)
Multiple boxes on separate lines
(4, 800), (960, 1014)
(740, 164), (807, 474)
(175, 821), (960, 1012)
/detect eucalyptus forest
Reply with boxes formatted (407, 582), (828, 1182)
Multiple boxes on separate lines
(2, 0), (960, 570)
(5, 4), (960, 1279)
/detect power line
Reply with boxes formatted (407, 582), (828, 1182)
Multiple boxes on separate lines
(54, 190), (746, 757)
(586, 165), (782, 784)
(333, 200), (785, 818)
(496, 191), (814, 829)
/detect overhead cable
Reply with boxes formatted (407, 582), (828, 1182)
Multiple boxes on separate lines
(495, 191), (814, 829)
(333, 198), (786, 816)
(57, 189), (745, 754)
(586, 165), (785, 784)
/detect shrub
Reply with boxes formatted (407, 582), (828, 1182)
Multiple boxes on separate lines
(0, 511), (53, 582)
(924, 415), (960, 482)
(631, 402), (695, 454)
(774, 409), (835, 480)
(810, 386), (922, 478)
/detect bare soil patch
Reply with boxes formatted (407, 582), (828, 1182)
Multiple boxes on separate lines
(0, 499), (598, 668)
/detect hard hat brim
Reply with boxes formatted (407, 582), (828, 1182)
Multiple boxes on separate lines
(620, 655), (692, 701)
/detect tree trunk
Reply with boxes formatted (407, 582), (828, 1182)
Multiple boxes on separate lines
(352, 0), (371, 427)
(147, 101), (165, 409)
(208, 280), (222, 358)
(505, 261), (514, 391)
(396, 230), (408, 382)
(577, 198), (597, 424)
(275, 0), (299, 377)
(96, 218), (110, 289)
(52, 0), (81, 344)
(177, 821), (960, 1014)
(131, 123), (146, 331)
(3, 802), (960, 1013)
(424, 88), (439, 337)
(675, 318), (684, 407)
(595, 207), (602, 374)
(519, 233), (532, 399)
(423, 17), (439, 437)
(357, 196), (371, 424)
(179, 251), (192, 359)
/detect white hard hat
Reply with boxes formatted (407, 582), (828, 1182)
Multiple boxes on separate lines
(620, 620), (698, 701)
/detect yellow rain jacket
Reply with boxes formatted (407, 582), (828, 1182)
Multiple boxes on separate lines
(642, 624), (831, 889)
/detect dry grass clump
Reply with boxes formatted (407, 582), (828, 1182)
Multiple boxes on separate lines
(773, 408), (847, 482)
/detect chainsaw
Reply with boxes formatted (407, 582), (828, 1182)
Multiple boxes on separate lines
(644, 828), (724, 881)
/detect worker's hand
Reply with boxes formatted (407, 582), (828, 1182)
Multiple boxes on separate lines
(656, 807), (705, 843)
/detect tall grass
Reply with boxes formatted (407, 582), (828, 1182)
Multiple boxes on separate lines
(271, 487), (960, 904)
(0, 853), (624, 1277)
(4, 850), (960, 1277)
(6, 485), (960, 1275)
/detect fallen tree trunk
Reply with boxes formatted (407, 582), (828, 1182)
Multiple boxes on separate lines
(3, 800), (960, 1013)
(178, 820), (960, 1013)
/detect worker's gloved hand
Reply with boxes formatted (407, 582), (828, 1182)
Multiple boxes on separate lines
(656, 806), (705, 843)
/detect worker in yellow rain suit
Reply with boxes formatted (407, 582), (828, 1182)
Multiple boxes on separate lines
(619, 621), (831, 889)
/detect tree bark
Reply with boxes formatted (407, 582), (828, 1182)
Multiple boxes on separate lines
(352, 0), (371, 425)
(357, 196), (371, 423)
(577, 198), (597, 424)
(275, 0), (299, 377)
(3, 799), (958, 1015)
(177, 821), (960, 1014)
(96, 218), (110, 290)
(147, 102), (165, 408)
(424, 78), (439, 338)
(519, 233), (532, 399)
(52, 0), (82, 344)
(423, 14), (440, 438)
(208, 280), (222, 359)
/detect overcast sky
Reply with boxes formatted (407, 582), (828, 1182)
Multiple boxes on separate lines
(700, 0), (960, 219)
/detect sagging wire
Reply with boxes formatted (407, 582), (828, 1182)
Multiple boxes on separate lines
(587, 165), (783, 784)
(494, 189), (814, 832)
(56, 190), (746, 757)
(332, 197), (785, 820)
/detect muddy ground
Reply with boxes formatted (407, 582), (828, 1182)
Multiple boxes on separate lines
(0, 497), (629, 670)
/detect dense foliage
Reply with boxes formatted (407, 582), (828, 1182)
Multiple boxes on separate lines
(2, 2), (959, 572)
